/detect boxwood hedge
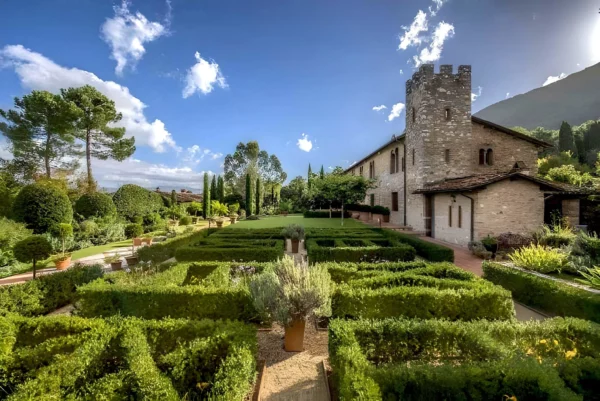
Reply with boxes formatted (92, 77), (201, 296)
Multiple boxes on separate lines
(175, 237), (285, 262)
(306, 238), (416, 263)
(483, 261), (600, 323)
(0, 315), (256, 400)
(382, 229), (454, 262)
(329, 317), (600, 401)
(137, 229), (211, 263)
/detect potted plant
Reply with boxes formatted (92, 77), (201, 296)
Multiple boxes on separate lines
(229, 203), (240, 224)
(481, 235), (498, 255)
(279, 200), (292, 217)
(104, 253), (123, 271)
(216, 217), (225, 228)
(125, 244), (138, 267)
(186, 202), (203, 224)
(281, 224), (305, 254)
(142, 236), (153, 245)
(249, 256), (331, 352)
(211, 200), (229, 228)
(51, 223), (73, 270)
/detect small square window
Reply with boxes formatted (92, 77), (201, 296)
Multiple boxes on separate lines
(445, 108), (451, 120)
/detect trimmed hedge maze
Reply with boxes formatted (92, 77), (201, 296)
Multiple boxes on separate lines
(0, 315), (256, 400)
(77, 261), (266, 321)
(325, 261), (514, 320)
(329, 317), (600, 401)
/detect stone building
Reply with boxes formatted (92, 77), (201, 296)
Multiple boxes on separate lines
(346, 64), (584, 246)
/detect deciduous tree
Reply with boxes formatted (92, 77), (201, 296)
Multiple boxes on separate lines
(312, 174), (373, 225)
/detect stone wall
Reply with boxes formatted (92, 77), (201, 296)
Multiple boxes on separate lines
(473, 178), (545, 239)
(433, 193), (472, 246)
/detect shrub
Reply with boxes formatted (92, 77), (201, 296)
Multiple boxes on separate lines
(509, 244), (568, 273)
(137, 230), (209, 263)
(112, 184), (163, 220)
(178, 216), (192, 226)
(124, 223), (144, 239)
(74, 192), (116, 219)
(483, 261), (600, 323)
(281, 224), (305, 240)
(0, 315), (256, 400)
(496, 232), (534, 251)
(12, 235), (52, 277)
(371, 205), (390, 215)
(307, 239), (416, 263)
(186, 201), (203, 217)
(577, 266), (600, 289)
(382, 229), (454, 262)
(12, 184), (73, 234)
(537, 223), (577, 248)
(176, 243), (284, 262)
(245, 215), (260, 220)
(0, 218), (31, 269)
(303, 210), (351, 218)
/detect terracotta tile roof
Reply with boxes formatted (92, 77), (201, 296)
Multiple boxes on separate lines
(156, 191), (203, 203)
(414, 171), (590, 195)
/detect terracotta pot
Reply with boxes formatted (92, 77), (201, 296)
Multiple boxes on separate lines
(284, 318), (306, 352)
(142, 238), (153, 245)
(230, 217), (237, 224)
(125, 256), (138, 266)
(216, 221), (224, 228)
(54, 256), (71, 270)
(133, 238), (143, 246)
(110, 261), (123, 271)
(192, 217), (199, 224)
(291, 239), (300, 254)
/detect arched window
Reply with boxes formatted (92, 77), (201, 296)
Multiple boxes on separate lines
(445, 108), (451, 120)
(486, 149), (494, 166)
(412, 107), (416, 124)
(395, 147), (399, 172)
(479, 149), (485, 165)
(390, 151), (396, 174)
(412, 148), (416, 165)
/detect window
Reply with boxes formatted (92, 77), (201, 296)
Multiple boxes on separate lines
(402, 157), (405, 172)
(479, 148), (494, 166)
(412, 148), (415, 165)
(412, 107), (416, 124)
(392, 192), (399, 212)
(359, 165), (364, 176)
(458, 205), (462, 228)
(445, 108), (451, 120)
(370, 194), (375, 207)
(448, 205), (452, 227)
(445, 149), (450, 163)
(479, 149), (485, 165)
(390, 150), (396, 174)
(369, 160), (375, 179)
(395, 147), (399, 173)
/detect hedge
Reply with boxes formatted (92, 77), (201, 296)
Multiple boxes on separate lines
(77, 262), (265, 321)
(112, 184), (164, 220)
(306, 238), (416, 263)
(305, 228), (383, 239)
(0, 315), (256, 400)
(210, 228), (284, 239)
(329, 317), (600, 400)
(137, 229), (209, 263)
(74, 192), (116, 219)
(303, 210), (352, 218)
(382, 229), (454, 262)
(0, 264), (103, 316)
(175, 237), (285, 263)
(483, 261), (600, 323)
(12, 183), (73, 234)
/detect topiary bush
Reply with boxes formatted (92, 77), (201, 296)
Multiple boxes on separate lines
(112, 184), (164, 221)
(12, 235), (53, 278)
(74, 192), (116, 219)
(12, 183), (73, 234)
(124, 224), (144, 239)
(179, 216), (192, 226)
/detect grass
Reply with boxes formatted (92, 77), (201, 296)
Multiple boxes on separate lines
(228, 215), (369, 229)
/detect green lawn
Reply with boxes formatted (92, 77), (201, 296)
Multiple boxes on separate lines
(228, 215), (369, 229)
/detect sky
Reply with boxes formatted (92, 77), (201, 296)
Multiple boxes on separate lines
(0, 0), (599, 191)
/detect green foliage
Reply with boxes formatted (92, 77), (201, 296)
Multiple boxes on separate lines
(203, 172), (211, 218)
(210, 174), (217, 201)
(137, 230), (209, 264)
(0, 315), (256, 400)
(0, 263), (103, 316)
(250, 256), (331, 325)
(537, 151), (591, 176)
(74, 192), (116, 219)
(211, 200), (229, 216)
(12, 183), (73, 234)
(186, 201), (202, 216)
(12, 235), (52, 268)
(307, 238), (416, 263)
(576, 266), (600, 289)
(559, 121), (577, 155)
(382, 230), (455, 262)
(112, 184), (163, 220)
(178, 215), (192, 226)
(303, 210), (351, 218)
(124, 223), (143, 239)
(311, 174), (375, 224)
(483, 261), (600, 323)
(175, 239), (284, 262)
(255, 177), (261, 215)
(228, 202), (240, 215)
(245, 173), (253, 216)
(509, 244), (569, 273)
(281, 224), (305, 240)
(537, 221), (577, 247)
(0, 218), (31, 267)
(217, 175), (225, 202)
(329, 317), (600, 400)
(371, 205), (390, 215)
(545, 164), (597, 187)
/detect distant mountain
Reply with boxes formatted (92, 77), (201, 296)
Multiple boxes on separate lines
(475, 62), (600, 130)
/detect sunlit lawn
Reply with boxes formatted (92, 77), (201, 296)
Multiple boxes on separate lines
(228, 214), (369, 229)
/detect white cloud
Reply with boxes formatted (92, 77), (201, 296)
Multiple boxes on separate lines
(328, 166), (333, 170)
(399, 69), (404, 75)
(297, 133), (313, 152)
(180, 145), (221, 165)
(471, 86), (482, 102)
(412, 22), (454, 67)
(182, 52), (227, 98)
(428, 0), (447, 16)
(211, 152), (223, 160)
(0, 139), (12, 160)
(398, 10), (428, 50)
(543, 73), (567, 86)
(101, 1), (169, 76)
(0, 44), (177, 152)
(372, 105), (387, 112)
(505, 92), (510, 99)
(388, 102), (405, 121)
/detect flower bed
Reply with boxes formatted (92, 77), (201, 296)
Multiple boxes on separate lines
(329, 317), (600, 400)
(483, 261), (600, 323)
(0, 315), (256, 400)
(77, 261), (266, 321)
(326, 261), (514, 320)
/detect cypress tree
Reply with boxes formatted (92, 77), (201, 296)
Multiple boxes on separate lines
(245, 173), (253, 215)
(170, 189), (177, 206)
(255, 177), (261, 215)
(210, 175), (217, 201)
(558, 121), (577, 155)
(217, 176), (225, 202)
(308, 164), (313, 190)
(203, 173), (210, 218)
(320, 165), (325, 179)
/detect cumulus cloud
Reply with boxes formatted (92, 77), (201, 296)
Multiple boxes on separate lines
(372, 105), (387, 112)
(180, 145), (222, 165)
(0, 44), (177, 152)
(412, 22), (455, 67)
(388, 102), (405, 122)
(543, 73), (567, 86)
(297, 133), (313, 152)
(101, 1), (169, 75)
(182, 52), (227, 98)
(471, 86), (482, 102)
(428, 0), (447, 16)
(399, 69), (404, 75)
(398, 10), (428, 50)
(505, 92), (510, 99)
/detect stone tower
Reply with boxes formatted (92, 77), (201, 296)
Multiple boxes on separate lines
(404, 64), (472, 231)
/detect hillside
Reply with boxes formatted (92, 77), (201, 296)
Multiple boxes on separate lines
(475, 62), (600, 130)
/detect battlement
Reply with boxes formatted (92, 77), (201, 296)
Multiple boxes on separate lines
(406, 64), (471, 96)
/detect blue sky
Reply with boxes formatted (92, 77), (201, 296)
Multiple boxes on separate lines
(1, 0), (599, 191)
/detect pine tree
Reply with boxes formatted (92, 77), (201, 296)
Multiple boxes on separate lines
(203, 173), (210, 218)
(217, 175), (225, 202)
(559, 121), (577, 155)
(255, 177), (261, 215)
(308, 164), (313, 190)
(210, 175), (217, 201)
(245, 173), (253, 215)
(320, 165), (325, 179)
